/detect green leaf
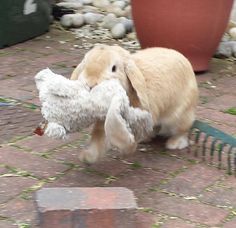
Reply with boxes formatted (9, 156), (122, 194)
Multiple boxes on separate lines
(224, 107), (236, 115)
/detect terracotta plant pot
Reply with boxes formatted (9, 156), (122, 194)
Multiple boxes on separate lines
(131, 0), (233, 72)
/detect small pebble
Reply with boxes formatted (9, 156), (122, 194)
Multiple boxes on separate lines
(127, 32), (136, 40)
(111, 23), (126, 39)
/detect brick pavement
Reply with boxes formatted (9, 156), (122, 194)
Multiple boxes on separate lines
(0, 26), (236, 227)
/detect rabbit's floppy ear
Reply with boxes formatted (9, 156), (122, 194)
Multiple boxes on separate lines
(70, 60), (85, 80)
(124, 60), (150, 111)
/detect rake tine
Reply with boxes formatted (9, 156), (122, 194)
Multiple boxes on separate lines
(218, 143), (225, 170)
(234, 148), (236, 177)
(210, 139), (218, 165)
(194, 130), (201, 157)
(187, 129), (194, 154)
(202, 135), (210, 161)
(227, 146), (233, 175)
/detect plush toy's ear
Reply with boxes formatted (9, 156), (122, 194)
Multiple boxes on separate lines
(70, 61), (85, 80)
(124, 60), (150, 111)
(35, 68), (53, 90)
(104, 97), (137, 153)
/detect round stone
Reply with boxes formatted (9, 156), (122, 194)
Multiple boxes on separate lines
(82, 0), (93, 4)
(124, 5), (131, 18)
(84, 12), (103, 25)
(93, 0), (110, 8)
(72, 13), (84, 27)
(118, 17), (133, 33)
(232, 41), (236, 57)
(101, 13), (118, 29)
(105, 5), (125, 17)
(215, 41), (232, 58)
(222, 33), (231, 42)
(229, 27), (236, 40)
(112, 1), (126, 9)
(57, 2), (82, 9)
(60, 14), (73, 28)
(111, 23), (126, 39)
(62, 0), (83, 3)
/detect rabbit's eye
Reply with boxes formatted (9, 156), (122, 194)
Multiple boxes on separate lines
(112, 65), (117, 72)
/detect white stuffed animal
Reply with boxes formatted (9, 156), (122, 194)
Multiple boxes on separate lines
(35, 68), (154, 150)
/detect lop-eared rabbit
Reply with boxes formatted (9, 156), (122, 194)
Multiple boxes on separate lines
(71, 44), (198, 163)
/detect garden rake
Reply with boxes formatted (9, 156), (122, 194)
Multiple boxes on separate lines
(189, 120), (236, 175)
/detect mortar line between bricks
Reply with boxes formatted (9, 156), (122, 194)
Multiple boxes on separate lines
(0, 167), (75, 205)
(0, 164), (43, 180)
(0, 182), (45, 205)
(10, 139), (83, 156)
(1, 136), (32, 148)
(0, 213), (31, 227)
(140, 205), (214, 227)
(153, 212), (212, 228)
(142, 185), (233, 224)
(137, 166), (233, 217)
(1, 159), (74, 181)
(0, 96), (40, 109)
(146, 206), (221, 228)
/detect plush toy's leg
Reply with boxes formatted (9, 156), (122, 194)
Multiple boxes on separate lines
(79, 121), (107, 163)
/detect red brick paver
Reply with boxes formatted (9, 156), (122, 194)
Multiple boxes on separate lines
(0, 198), (37, 225)
(223, 217), (236, 228)
(0, 146), (68, 178)
(0, 176), (37, 204)
(36, 187), (137, 228)
(0, 220), (17, 228)
(161, 218), (195, 228)
(160, 164), (223, 196)
(141, 192), (229, 226)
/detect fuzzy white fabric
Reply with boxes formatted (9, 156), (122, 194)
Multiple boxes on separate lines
(35, 68), (154, 145)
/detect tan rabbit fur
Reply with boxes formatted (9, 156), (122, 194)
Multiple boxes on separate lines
(71, 44), (198, 163)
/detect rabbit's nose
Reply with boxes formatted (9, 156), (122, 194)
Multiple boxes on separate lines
(89, 83), (98, 90)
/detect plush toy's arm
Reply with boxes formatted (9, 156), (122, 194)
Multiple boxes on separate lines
(35, 68), (89, 98)
(46, 80), (86, 98)
(104, 95), (136, 152)
(105, 92), (154, 151)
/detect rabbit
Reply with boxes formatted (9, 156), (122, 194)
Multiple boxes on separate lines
(70, 44), (199, 163)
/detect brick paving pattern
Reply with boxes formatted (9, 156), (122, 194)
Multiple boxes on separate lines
(0, 26), (236, 227)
